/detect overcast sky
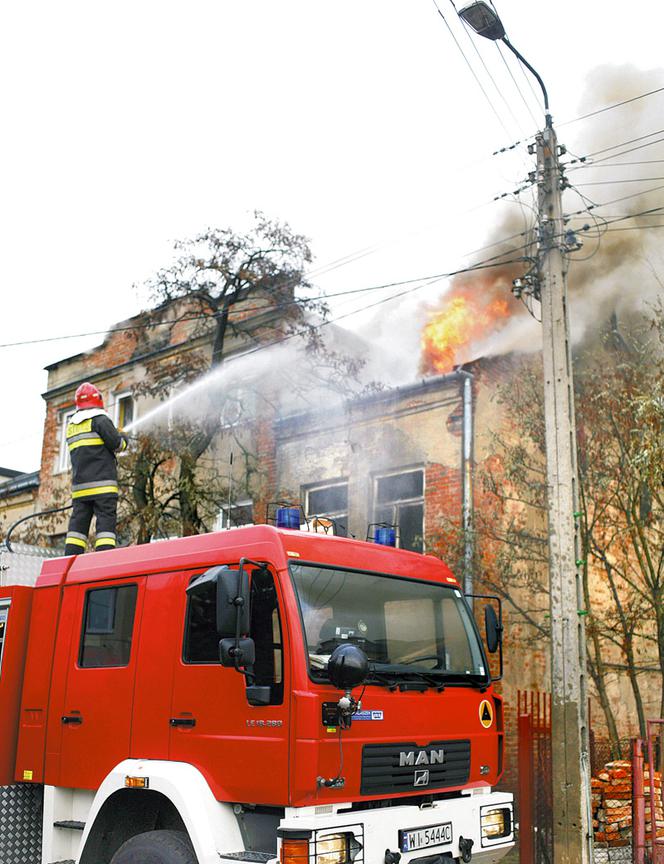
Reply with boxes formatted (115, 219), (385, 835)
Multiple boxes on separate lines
(2, 1), (663, 472)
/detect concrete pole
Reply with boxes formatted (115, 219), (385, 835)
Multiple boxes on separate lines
(536, 120), (593, 864)
(460, 371), (474, 601)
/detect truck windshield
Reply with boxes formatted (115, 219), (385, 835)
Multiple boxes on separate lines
(290, 564), (487, 686)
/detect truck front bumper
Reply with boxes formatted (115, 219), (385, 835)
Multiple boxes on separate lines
(277, 791), (514, 864)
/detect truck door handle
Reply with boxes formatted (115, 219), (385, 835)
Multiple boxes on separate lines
(169, 717), (196, 728)
(61, 715), (83, 725)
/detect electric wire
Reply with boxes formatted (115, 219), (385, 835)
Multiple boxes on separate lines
(573, 177), (664, 186)
(448, 0), (528, 139)
(566, 160), (664, 170)
(0, 249), (531, 351)
(558, 85), (664, 128)
(564, 184), (664, 215)
(485, 0), (544, 120)
(493, 41), (541, 128)
(430, 0), (515, 141)
(576, 131), (664, 161)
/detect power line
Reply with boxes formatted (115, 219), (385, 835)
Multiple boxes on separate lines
(493, 41), (541, 128)
(575, 130), (664, 161)
(564, 184), (664, 215)
(567, 160), (664, 170)
(573, 177), (664, 187)
(558, 85), (664, 127)
(430, 0), (515, 141)
(0, 247), (531, 351)
(449, 0), (527, 138)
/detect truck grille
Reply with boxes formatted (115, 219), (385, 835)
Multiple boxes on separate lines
(361, 740), (471, 795)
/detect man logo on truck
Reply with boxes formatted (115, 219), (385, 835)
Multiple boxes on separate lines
(399, 748), (445, 767)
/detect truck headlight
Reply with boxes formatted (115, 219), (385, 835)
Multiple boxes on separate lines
(315, 832), (362, 864)
(480, 806), (512, 846)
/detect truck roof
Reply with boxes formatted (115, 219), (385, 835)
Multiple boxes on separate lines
(36, 525), (458, 588)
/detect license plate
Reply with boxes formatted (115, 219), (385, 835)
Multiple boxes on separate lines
(399, 822), (453, 852)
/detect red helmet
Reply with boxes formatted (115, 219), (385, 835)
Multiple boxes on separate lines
(75, 382), (104, 409)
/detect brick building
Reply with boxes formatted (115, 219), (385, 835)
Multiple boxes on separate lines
(0, 469), (40, 541)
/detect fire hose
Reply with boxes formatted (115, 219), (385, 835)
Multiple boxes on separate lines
(3, 505), (73, 554)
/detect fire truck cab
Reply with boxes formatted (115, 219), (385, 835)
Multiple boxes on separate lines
(0, 524), (513, 864)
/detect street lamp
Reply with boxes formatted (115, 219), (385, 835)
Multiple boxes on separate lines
(457, 1), (550, 122)
(457, 4), (592, 864)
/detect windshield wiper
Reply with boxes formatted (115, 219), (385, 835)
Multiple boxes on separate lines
(371, 663), (488, 689)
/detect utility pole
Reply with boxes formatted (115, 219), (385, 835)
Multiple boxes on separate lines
(536, 118), (592, 864)
(455, 5), (593, 863)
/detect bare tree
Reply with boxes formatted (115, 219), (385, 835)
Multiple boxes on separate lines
(118, 212), (367, 541)
(429, 307), (664, 752)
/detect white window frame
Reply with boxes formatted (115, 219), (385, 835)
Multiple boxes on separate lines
(57, 408), (77, 474)
(373, 467), (425, 550)
(112, 390), (136, 431)
(304, 480), (349, 535)
(214, 499), (254, 532)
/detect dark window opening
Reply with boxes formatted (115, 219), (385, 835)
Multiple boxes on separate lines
(374, 469), (424, 553)
(80, 585), (138, 668)
(305, 482), (349, 537)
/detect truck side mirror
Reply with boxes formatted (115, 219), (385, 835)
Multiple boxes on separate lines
(485, 604), (501, 654)
(217, 569), (250, 637)
(219, 637), (256, 667)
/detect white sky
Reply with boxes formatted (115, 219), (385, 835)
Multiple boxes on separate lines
(1, 1), (663, 471)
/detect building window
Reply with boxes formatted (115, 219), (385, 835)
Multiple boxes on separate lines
(219, 389), (254, 428)
(305, 481), (348, 537)
(79, 584), (138, 668)
(57, 408), (76, 473)
(214, 500), (254, 532)
(374, 468), (424, 552)
(113, 392), (135, 431)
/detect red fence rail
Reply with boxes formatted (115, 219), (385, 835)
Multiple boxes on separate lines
(518, 690), (553, 864)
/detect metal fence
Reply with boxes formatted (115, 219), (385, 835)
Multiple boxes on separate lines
(518, 690), (553, 864)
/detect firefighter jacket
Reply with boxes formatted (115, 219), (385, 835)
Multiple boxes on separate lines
(66, 408), (128, 498)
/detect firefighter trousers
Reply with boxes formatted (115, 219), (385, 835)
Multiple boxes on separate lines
(65, 494), (118, 555)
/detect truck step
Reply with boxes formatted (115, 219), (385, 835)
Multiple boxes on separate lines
(49, 860), (76, 863)
(54, 820), (86, 830)
(221, 853), (275, 862)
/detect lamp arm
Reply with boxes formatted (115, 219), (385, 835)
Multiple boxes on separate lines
(502, 36), (550, 122)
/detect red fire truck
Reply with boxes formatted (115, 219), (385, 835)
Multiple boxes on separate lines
(0, 519), (513, 864)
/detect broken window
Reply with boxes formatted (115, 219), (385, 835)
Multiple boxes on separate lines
(305, 481), (348, 536)
(374, 468), (424, 553)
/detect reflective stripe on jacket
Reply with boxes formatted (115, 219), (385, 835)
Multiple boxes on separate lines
(66, 409), (127, 497)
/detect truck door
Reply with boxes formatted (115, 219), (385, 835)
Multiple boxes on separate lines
(169, 564), (289, 804)
(56, 580), (143, 790)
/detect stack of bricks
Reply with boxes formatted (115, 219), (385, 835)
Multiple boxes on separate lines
(643, 767), (664, 842)
(591, 759), (664, 848)
(592, 761), (633, 847)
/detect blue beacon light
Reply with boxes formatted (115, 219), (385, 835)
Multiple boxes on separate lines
(374, 526), (396, 547)
(276, 507), (301, 530)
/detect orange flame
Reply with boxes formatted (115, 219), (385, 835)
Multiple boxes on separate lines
(421, 288), (513, 375)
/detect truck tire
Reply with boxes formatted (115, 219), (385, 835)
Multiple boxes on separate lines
(110, 829), (197, 864)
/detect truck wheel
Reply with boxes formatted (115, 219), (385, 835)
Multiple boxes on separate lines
(110, 829), (197, 863)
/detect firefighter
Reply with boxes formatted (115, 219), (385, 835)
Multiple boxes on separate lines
(64, 383), (129, 555)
